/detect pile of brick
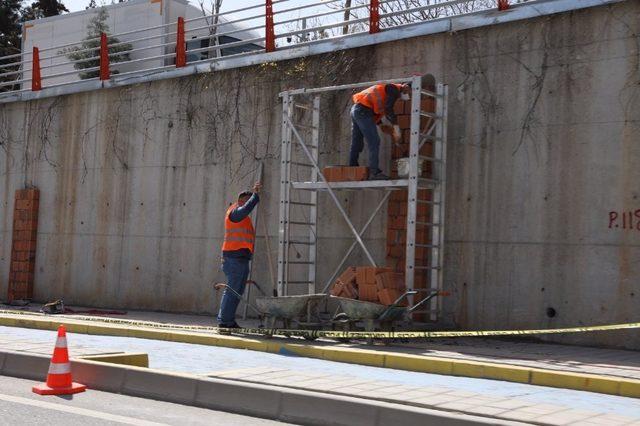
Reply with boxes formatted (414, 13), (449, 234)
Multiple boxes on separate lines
(322, 166), (368, 182)
(7, 188), (40, 303)
(330, 266), (407, 306)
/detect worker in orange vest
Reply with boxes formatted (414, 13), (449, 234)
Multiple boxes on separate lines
(350, 83), (411, 179)
(217, 182), (261, 328)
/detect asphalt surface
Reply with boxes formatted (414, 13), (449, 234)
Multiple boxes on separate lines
(0, 375), (291, 426)
(2, 326), (640, 419)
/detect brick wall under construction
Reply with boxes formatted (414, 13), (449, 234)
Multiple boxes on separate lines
(7, 189), (40, 303)
(386, 96), (436, 318)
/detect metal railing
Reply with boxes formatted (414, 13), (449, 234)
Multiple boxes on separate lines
(0, 0), (528, 96)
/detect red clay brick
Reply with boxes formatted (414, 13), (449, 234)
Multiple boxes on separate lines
(330, 281), (345, 297)
(358, 284), (379, 303)
(323, 167), (343, 182)
(337, 267), (357, 285)
(378, 288), (406, 306)
(421, 97), (436, 113)
(342, 166), (368, 181)
(376, 272), (405, 291)
(12, 251), (27, 261)
(15, 199), (38, 210)
(397, 115), (411, 130)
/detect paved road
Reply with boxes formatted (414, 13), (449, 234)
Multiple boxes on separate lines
(0, 375), (290, 426)
(2, 325), (639, 421)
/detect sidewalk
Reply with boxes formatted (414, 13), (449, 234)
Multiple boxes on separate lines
(1, 323), (639, 425)
(1, 304), (639, 396)
(0, 332), (149, 367)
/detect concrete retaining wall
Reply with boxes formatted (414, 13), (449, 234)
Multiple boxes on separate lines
(1, 0), (639, 348)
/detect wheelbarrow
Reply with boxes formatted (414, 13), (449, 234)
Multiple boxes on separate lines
(213, 282), (327, 338)
(331, 289), (447, 343)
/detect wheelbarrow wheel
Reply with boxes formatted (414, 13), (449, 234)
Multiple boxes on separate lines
(332, 313), (353, 343)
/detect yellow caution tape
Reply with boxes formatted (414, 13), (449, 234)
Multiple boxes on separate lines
(0, 309), (638, 340)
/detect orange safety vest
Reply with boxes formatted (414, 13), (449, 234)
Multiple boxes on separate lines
(221, 203), (255, 253)
(352, 83), (404, 121)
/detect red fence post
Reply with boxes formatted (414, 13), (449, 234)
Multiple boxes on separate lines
(369, 0), (380, 34)
(265, 0), (276, 53)
(176, 17), (186, 67)
(100, 33), (110, 81)
(31, 47), (41, 91)
(498, 0), (510, 11)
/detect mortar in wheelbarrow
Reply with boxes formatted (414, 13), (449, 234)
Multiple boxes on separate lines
(256, 294), (327, 319)
(332, 296), (388, 320)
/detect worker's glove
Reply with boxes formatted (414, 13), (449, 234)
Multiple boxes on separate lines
(380, 116), (392, 127)
(392, 125), (402, 143)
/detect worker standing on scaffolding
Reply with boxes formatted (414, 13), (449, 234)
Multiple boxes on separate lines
(350, 83), (411, 180)
(217, 182), (261, 329)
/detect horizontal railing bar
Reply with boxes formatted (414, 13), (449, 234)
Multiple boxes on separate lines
(0, 51), (25, 60)
(276, 16), (369, 41)
(290, 201), (316, 206)
(285, 281), (315, 284)
(0, 68), (25, 79)
(416, 199), (439, 205)
(108, 63), (177, 80)
(291, 161), (314, 167)
(0, 78), (30, 88)
(185, 36), (265, 56)
(379, 0), (471, 21)
(185, 22), (264, 41)
(420, 111), (439, 119)
(415, 243), (439, 248)
(106, 51), (176, 68)
(0, 59), (31, 71)
(416, 221), (440, 227)
(281, 76), (415, 96)
(287, 261), (315, 264)
(289, 221), (316, 226)
(42, 65), (100, 80)
(184, 0), (289, 25)
(289, 240), (316, 245)
(274, 2), (368, 27)
(274, 0), (341, 16)
(294, 103), (312, 110)
(183, 48), (261, 67)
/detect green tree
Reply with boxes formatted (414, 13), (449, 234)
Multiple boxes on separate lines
(61, 7), (132, 80)
(0, 0), (22, 57)
(21, 0), (69, 20)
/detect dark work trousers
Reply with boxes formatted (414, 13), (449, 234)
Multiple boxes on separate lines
(349, 103), (381, 174)
(217, 256), (250, 326)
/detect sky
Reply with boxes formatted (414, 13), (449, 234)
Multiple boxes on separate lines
(63, 0), (327, 17)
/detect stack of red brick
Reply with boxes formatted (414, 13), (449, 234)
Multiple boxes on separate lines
(7, 189), (40, 303)
(322, 166), (368, 182)
(330, 266), (407, 306)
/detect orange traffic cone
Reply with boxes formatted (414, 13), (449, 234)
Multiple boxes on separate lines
(32, 325), (86, 395)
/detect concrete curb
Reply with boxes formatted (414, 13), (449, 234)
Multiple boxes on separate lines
(0, 349), (520, 426)
(2, 313), (639, 399)
(79, 352), (149, 368)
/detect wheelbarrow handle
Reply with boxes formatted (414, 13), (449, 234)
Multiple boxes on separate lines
(213, 282), (263, 317)
(392, 290), (417, 306)
(407, 290), (448, 313)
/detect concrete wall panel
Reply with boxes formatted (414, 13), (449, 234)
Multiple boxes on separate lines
(1, 1), (639, 348)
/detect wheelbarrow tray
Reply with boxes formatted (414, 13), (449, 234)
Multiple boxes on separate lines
(256, 294), (327, 319)
(333, 296), (408, 321)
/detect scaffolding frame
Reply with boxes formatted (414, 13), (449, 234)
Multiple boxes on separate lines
(277, 75), (448, 320)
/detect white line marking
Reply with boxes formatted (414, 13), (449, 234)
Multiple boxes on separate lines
(0, 393), (168, 426)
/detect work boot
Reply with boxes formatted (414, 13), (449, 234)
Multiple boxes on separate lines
(368, 170), (390, 180)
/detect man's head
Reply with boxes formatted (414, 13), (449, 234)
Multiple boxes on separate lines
(237, 190), (253, 206)
(400, 83), (411, 101)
